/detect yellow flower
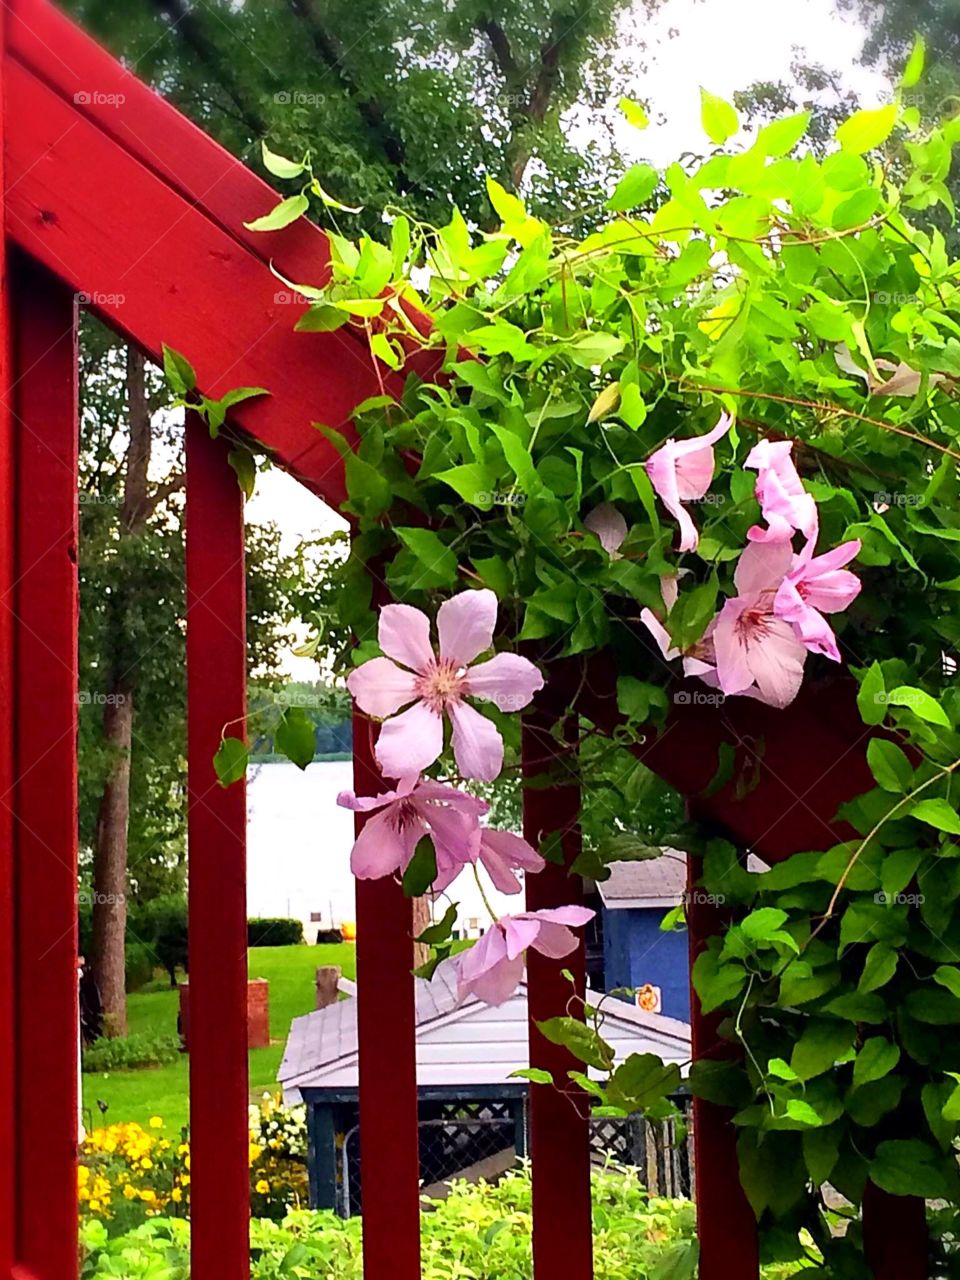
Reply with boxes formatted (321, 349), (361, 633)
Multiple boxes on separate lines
(171, 1187), (183, 1203)
(123, 1185), (137, 1200)
(140, 1158), (153, 1171)
(149, 1116), (163, 1129)
(255, 1180), (269, 1195)
(139, 1189), (156, 1203)
(88, 1199), (102, 1213)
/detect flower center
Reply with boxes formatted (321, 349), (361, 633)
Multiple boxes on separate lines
(736, 599), (774, 647)
(415, 658), (467, 713)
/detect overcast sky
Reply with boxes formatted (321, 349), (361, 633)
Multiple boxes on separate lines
(246, 0), (892, 673)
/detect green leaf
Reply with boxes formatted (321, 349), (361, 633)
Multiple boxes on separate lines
(416, 903), (459, 945)
(902, 36), (926, 90)
(836, 104), (898, 154)
(783, 1099), (823, 1127)
(395, 528), (459, 589)
(537, 1016), (614, 1071)
(295, 305), (350, 333)
(509, 1067), (553, 1084)
(871, 1139), (947, 1198)
(402, 836), (437, 897)
(912, 798), (960, 834)
(213, 737), (248, 787)
(227, 447), (257, 500)
(311, 179), (363, 213)
(607, 164), (658, 212)
(934, 966), (960, 999)
(886, 685), (950, 726)
(756, 111), (810, 158)
(853, 1037), (900, 1088)
(162, 344), (196, 396)
(791, 1020), (856, 1082)
(700, 89), (739, 145)
(275, 707), (315, 770)
(485, 175), (527, 226)
(619, 97), (650, 130)
(867, 739), (913, 793)
(857, 662), (886, 726)
(243, 193), (309, 232)
(260, 141), (306, 180)
(587, 381), (621, 423)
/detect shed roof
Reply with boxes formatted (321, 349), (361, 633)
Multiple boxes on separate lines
(278, 970), (690, 1100)
(597, 852), (769, 910)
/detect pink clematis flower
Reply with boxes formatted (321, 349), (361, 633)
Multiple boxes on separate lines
(713, 540), (808, 708)
(454, 906), (595, 1005)
(644, 413), (732, 552)
(346, 589), (544, 782)
(640, 574), (720, 682)
(774, 537), (862, 662)
(477, 828), (545, 895)
(744, 440), (818, 545)
(337, 775), (487, 882)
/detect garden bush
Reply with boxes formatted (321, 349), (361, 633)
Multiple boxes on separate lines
(123, 941), (155, 993)
(247, 917), (304, 947)
(82, 1033), (182, 1074)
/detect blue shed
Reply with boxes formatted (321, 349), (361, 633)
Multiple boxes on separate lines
(599, 853), (692, 1021)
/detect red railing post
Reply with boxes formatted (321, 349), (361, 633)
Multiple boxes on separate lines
(185, 411), (250, 1280)
(523, 690), (592, 1280)
(353, 704), (421, 1279)
(10, 254), (79, 1280)
(687, 853), (759, 1280)
(863, 1182), (927, 1279)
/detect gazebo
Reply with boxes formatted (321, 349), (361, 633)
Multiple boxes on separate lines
(0, 3), (923, 1279)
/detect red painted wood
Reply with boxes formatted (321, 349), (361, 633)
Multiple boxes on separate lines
(11, 253), (79, 1280)
(523, 700), (592, 1280)
(0, 5), (15, 1268)
(352, 706), (421, 1280)
(3, 60), (395, 508)
(863, 1182), (927, 1280)
(185, 412), (249, 1280)
(686, 856), (759, 1280)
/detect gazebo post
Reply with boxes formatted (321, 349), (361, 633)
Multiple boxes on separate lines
(185, 412), (250, 1280)
(10, 254), (80, 1280)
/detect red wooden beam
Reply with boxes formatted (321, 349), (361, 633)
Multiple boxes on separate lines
(352, 707), (421, 1280)
(863, 1182), (927, 1280)
(523, 700), (592, 1280)
(686, 856), (759, 1280)
(10, 253), (79, 1280)
(185, 412), (249, 1280)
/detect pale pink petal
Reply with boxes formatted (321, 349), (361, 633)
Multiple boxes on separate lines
(478, 829), (544, 895)
(746, 618), (807, 708)
(375, 699), (444, 779)
(350, 808), (423, 879)
(448, 700), (504, 781)
(646, 445), (702, 552)
(437, 589), (498, 666)
(337, 787), (397, 814)
(461, 951), (524, 1005)
(660, 574), (680, 611)
(347, 657), (418, 719)
(802, 568), (861, 614)
(529, 922), (578, 958)
(502, 915), (542, 960)
(427, 802), (482, 871)
(674, 446), (716, 501)
(415, 779), (489, 818)
(523, 906), (596, 928)
(797, 537), (860, 577)
(640, 608), (679, 661)
(584, 503), (628, 557)
(456, 927), (524, 1005)
(671, 412), (732, 458)
(734, 540), (792, 596)
(713, 598), (757, 696)
(793, 606), (841, 662)
(378, 603), (435, 673)
(465, 653), (544, 712)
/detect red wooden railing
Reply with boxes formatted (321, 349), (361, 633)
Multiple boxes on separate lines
(0, 3), (932, 1279)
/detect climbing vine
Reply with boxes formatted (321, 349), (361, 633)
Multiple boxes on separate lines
(187, 36), (960, 1277)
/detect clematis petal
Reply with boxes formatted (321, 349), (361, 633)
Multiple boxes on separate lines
(416, 779), (489, 817)
(465, 653), (544, 712)
(427, 802), (482, 871)
(673, 445), (716, 501)
(645, 445), (702, 552)
(448, 700), (504, 781)
(347, 657), (419, 719)
(375, 700), (444, 780)
(337, 785), (401, 813)
(584, 503), (628, 557)
(670, 412), (733, 459)
(802, 568), (861, 614)
(502, 915), (542, 960)
(437, 589), (498, 666)
(350, 808), (419, 879)
(378, 604), (435, 674)
(734, 540), (793, 596)
(478, 829), (545, 895)
(529, 923), (577, 958)
(456, 926), (525, 1005)
(713, 598), (756, 696)
(640, 608), (680, 662)
(747, 617), (807, 708)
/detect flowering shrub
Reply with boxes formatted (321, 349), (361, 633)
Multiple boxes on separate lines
(79, 1097), (308, 1233)
(81, 1033), (182, 1073)
(171, 35), (960, 1273)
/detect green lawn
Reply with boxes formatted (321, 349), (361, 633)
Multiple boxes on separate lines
(82, 943), (356, 1134)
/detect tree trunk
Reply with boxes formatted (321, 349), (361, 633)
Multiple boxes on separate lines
(89, 347), (154, 1037)
(411, 895), (431, 971)
(91, 691), (133, 1036)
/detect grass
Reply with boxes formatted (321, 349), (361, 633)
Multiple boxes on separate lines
(82, 943), (356, 1134)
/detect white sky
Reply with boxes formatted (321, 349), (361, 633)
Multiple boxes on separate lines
(247, 0), (892, 675)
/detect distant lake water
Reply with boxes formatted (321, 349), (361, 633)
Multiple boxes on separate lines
(246, 761), (515, 938)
